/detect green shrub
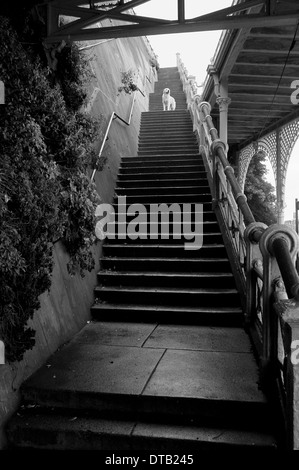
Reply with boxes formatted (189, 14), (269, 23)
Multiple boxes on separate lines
(0, 16), (102, 362)
(55, 44), (95, 111)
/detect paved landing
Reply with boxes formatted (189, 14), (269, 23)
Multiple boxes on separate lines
(24, 322), (265, 405)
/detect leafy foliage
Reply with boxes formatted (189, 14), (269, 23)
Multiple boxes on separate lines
(244, 151), (277, 225)
(55, 44), (95, 111)
(118, 69), (139, 95)
(0, 16), (101, 362)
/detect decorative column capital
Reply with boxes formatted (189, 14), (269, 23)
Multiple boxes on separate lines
(216, 96), (231, 112)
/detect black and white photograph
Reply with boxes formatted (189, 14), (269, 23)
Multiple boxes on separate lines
(1, 0), (299, 460)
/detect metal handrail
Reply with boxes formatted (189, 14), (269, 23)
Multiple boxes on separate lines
(90, 66), (149, 183)
(200, 99), (299, 300)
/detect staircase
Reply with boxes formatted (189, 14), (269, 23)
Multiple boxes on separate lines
(6, 67), (278, 451)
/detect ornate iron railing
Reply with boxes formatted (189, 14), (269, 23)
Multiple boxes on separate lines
(177, 53), (299, 450)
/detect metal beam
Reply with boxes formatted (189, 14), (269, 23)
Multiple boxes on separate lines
(44, 13), (299, 43)
(238, 108), (299, 148)
(191, 0), (267, 21)
(178, 0), (185, 24)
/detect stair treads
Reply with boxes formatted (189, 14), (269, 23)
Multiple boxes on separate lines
(95, 286), (238, 295)
(20, 342), (264, 405)
(7, 413), (277, 451)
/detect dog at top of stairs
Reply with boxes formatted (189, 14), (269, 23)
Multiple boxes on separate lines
(162, 87), (176, 111)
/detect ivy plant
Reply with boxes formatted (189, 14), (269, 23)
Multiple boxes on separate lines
(0, 16), (102, 362)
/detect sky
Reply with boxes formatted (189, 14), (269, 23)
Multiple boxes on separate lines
(135, 0), (299, 222)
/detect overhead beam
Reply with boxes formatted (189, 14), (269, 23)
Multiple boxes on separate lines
(44, 13), (299, 43)
(191, 0), (266, 21)
(48, 0), (153, 36)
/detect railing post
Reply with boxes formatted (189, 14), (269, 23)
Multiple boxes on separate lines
(275, 299), (299, 450)
(244, 222), (267, 326)
(259, 225), (299, 369)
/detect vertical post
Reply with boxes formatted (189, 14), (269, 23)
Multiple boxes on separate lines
(276, 129), (284, 224)
(244, 223), (267, 325)
(216, 80), (231, 199)
(216, 78), (231, 147)
(278, 307), (299, 450)
(178, 0), (185, 23)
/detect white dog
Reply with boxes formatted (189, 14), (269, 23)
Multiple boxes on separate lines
(162, 88), (176, 111)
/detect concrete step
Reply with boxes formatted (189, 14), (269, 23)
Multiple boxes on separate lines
(98, 271), (236, 289)
(100, 221), (219, 236)
(113, 193), (212, 205)
(138, 148), (199, 156)
(120, 156), (202, 166)
(8, 323), (273, 435)
(112, 203), (216, 221)
(7, 320), (276, 449)
(139, 125), (192, 132)
(138, 143), (198, 150)
(115, 185), (210, 196)
(100, 256), (232, 273)
(94, 285), (240, 308)
(91, 305), (244, 326)
(102, 243), (226, 258)
(7, 412), (277, 451)
(139, 138), (193, 145)
(118, 164), (206, 174)
(138, 137), (196, 144)
(116, 177), (210, 187)
(117, 171), (207, 181)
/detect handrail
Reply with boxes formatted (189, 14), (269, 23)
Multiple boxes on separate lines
(90, 64), (152, 183)
(195, 98), (299, 303)
(199, 101), (256, 230)
(177, 52), (299, 450)
(90, 101), (135, 182)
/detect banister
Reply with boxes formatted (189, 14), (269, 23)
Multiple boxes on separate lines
(177, 52), (299, 449)
(199, 101), (256, 228)
(90, 66), (146, 183)
(200, 98), (299, 300)
(260, 227), (299, 301)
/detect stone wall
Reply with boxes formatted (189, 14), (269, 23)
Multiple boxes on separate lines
(0, 25), (157, 448)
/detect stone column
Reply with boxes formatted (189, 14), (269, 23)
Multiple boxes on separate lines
(216, 94), (231, 147)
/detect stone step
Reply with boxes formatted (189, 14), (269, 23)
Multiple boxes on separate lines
(98, 271), (236, 289)
(113, 195), (212, 206)
(94, 285), (240, 308)
(91, 304), (244, 326)
(138, 148), (199, 156)
(7, 412), (277, 451)
(102, 243), (225, 258)
(111, 201), (213, 213)
(100, 256), (232, 272)
(138, 143), (198, 151)
(116, 177), (209, 187)
(117, 171), (207, 181)
(121, 156), (202, 166)
(118, 164), (205, 174)
(10, 323), (271, 431)
(115, 185), (210, 196)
